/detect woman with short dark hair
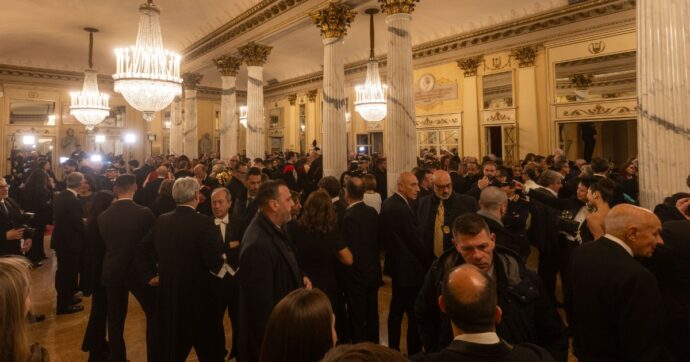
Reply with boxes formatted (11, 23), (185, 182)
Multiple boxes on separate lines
(260, 288), (336, 362)
(19, 169), (53, 265)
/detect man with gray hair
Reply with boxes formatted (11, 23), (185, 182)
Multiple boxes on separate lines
(53, 171), (87, 314)
(139, 177), (225, 360)
(477, 186), (525, 257)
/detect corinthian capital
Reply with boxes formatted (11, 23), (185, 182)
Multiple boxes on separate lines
(213, 55), (242, 76)
(310, 1), (356, 39)
(182, 72), (203, 89)
(238, 42), (273, 67)
(378, 0), (420, 15)
(457, 56), (483, 77)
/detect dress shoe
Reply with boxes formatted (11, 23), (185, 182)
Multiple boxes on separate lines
(57, 304), (84, 315)
(73, 296), (83, 304)
(31, 261), (43, 268)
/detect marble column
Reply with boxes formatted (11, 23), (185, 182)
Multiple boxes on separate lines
(512, 46), (539, 159)
(169, 97), (184, 155)
(287, 94), (297, 150)
(311, 2), (356, 177)
(214, 55), (242, 159)
(381, 0), (420, 196)
(181, 73), (202, 159)
(637, 0), (690, 208)
(239, 42), (272, 160)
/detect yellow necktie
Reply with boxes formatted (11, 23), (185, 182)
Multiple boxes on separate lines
(434, 201), (445, 257)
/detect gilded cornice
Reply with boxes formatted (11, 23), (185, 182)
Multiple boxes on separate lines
(457, 56), (484, 77)
(214, 55), (242, 76)
(0, 64), (114, 85)
(378, 0), (420, 15)
(182, 72), (204, 89)
(239, 42), (273, 66)
(511, 46), (538, 68)
(310, 1), (356, 39)
(287, 94), (297, 105)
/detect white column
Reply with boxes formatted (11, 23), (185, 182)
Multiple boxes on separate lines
(385, 12), (417, 196)
(246, 66), (265, 160)
(220, 76), (238, 158)
(517, 66), (538, 159)
(637, 0), (690, 208)
(169, 98), (184, 155)
(183, 88), (198, 159)
(321, 37), (347, 177)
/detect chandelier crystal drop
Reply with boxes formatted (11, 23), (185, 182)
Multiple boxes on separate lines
(355, 8), (387, 123)
(113, 0), (182, 122)
(70, 28), (110, 131)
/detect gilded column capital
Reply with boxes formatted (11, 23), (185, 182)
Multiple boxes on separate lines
(238, 42), (273, 67)
(182, 72), (203, 90)
(378, 0), (420, 15)
(511, 46), (538, 68)
(213, 55), (242, 76)
(310, 1), (356, 39)
(457, 56), (483, 77)
(570, 74), (593, 90)
(307, 90), (318, 103)
(287, 94), (297, 106)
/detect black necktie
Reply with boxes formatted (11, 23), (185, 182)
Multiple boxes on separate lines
(0, 201), (8, 217)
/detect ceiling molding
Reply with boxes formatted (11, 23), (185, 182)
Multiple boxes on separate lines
(0, 64), (114, 85)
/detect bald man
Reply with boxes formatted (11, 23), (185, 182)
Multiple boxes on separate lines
(412, 264), (554, 362)
(417, 170), (478, 258)
(570, 204), (672, 361)
(380, 171), (430, 354)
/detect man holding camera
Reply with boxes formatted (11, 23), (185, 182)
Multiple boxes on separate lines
(0, 177), (32, 256)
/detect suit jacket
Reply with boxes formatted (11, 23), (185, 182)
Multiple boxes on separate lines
(417, 192), (478, 256)
(232, 191), (258, 239)
(0, 197), (24, 256)
(479, 212), (523, 259)
(381, 193), (431, 287)
(411, 339), (555, 362)
(238, 211), (302, 362)
(215, 215), (245, 269)
(99, 200), (156, 288)
(52, 190), (85, 253)
(526, 188), (560, 252)
(343, 202), (381, 289)
(569, 237), (672, 361)
(372, 167), (388, 200)
(227, 177), (247, 214)
(142, 177), (164, 207)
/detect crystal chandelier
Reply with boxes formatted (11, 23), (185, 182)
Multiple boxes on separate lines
(239, 106), (248, 128)
(355, 8), (387, 123)
(113, 0), (182, 122)
(70, 28), (110, 131)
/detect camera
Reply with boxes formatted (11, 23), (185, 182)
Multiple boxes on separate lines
(556, 210), (580, 237)
(11, 212), (37, 239)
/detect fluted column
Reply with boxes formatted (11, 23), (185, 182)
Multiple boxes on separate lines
(239, 42), (272, 160)
(214, 55), (242, 159)
(181, 73), (202, 158)
(638, 0), (690, 208)
(169, 97), (184, 155)
(311, 2), (356, 177)
(287, 94), (297, 150)
(381, 0), (419, 196)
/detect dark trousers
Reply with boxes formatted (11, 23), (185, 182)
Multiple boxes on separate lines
(27, 225), (46, 262)
(347, 284), (379, 343)
(55, 250), (80, 311)
(223, 276), (239, 359)
(558, 238), (578, 325)
(106, 284), (158, 362)
(82, 285), (108, 361)
(164, 303), (225, 362)
(388, 284), (422, 355)
(538, 248), (561, 305)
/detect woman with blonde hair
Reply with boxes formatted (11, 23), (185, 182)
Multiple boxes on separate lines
(0, 256), (48, 361)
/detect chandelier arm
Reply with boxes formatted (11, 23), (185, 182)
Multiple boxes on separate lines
(369, 12), (375, 59)
(88, 31), (94, 69)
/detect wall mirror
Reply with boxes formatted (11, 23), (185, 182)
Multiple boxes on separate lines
(558, 120), (637, 165)
(7, 135), (55, 174)
(269, 108), (282, 129)
(482, 71), (513, 109)
(555, 51), (636, 103)
(9, 99), (56, 125)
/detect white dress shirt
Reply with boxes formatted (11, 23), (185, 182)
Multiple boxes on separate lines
(454, 332), (500, 344)
(604, 233), (633, 257)
(215, 214), (229, 241)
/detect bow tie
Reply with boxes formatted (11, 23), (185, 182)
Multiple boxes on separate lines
(215, 218), (227, 225)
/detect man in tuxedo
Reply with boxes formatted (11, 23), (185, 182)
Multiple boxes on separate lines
(211, 187), (244, 359)
(142, 165), (169, 207)
(238, 180), (309, 362)
(53, 171), (87, 314)
(570, 204), (671, 361)
(417, 170), (478, 259)
(138, 177), (225, 361)
(232, 167), (261, 235)
(99, 174), (158, 362)
(477, 187), (524, 256)
(412, 264), (555, 362)
(381, 172), (431, 354)
(0, 177), (32, 257)
(343, 177), (381, 343)
(194, 163), (219, 216)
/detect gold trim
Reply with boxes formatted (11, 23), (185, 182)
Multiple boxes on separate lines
(214, 55), (242, 76)
(239, 42), (273, 66)
(457, 56), (483, 77)
(511, 46), (538, 68)
(379, 0), (420, 15)
(287, 94), (297, 105)
(562, 104), (637, 117)
(307, 89), (318, 102)
(182, 73), (203, 89)
(310, 1), (356, 39)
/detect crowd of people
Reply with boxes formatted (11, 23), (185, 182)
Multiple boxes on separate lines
(0, 145), (689, 362)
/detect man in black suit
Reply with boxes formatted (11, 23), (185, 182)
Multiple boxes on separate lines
(138, 177), (225, 361)
(231, 167), (261, 236)
(227, 161), (248, 214)
(417, 170), (478, 259)
(52, 171), (87, 314)
(412, 264), (555, 362)
(343, 177), (381, 343)
(238, 180), (308, 362)
(194, 163), (219, 217)
(211, 187), (244, 359)
(477, 186), (523, 256)
(142, 165), (168, 207)
(0, 177), (32, 257)
(99, 174), (158, 362)
(372, 156), (387, 200)
(381, 171), (431, 355)
(570, 204), (672, 361)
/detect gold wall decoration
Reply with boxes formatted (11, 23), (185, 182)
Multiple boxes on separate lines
(569, 74), (593, 90)
(268, 128), (284, 137)
(378, 0), (420, 15)
(487, 111), (512, 122)
(366, 121), (383, 130)
(213, 55), (242, 76)
(457, 56), (483, 77)
(588, 41), (606, 54)
(182, 72), (203, 89)
(563, 104), (637, 117)
(511, 46), (538, 68)
(287, 94), (297, 106)
(484, 55), (512, 72)
(310, 1), (356, 39)
(307, 89), (318, 102)
(415, 113), (461, 128)
(238, 42), (273, 67)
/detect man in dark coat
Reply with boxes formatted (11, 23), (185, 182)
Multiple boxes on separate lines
(141, 165), (168, 207)
(416, 214), (567, 361)
(569, 204), (672, 361)
(412, 264), (556, 362)
(381, 172), (432, 355)
(477, 186), (524, 257)
(194, 163), (219, 217)
(52, 171), (87, 314)
(226, 162), (248, 214)
(0, 177), (32, 257)
(281, 151), (301, 192)
(238, 180), (307, 362)
(231, 167), (261, 237)
(417, 170), (478, 258)
(99, 175), (158, 362)
(138, 177), (225, 361)
(343, 177), (381, 343)
(372, 156), (388, 199)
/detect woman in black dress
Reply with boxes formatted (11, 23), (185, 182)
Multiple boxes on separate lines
(150, 179), (176, 217)
(19, 169), (53, 266)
